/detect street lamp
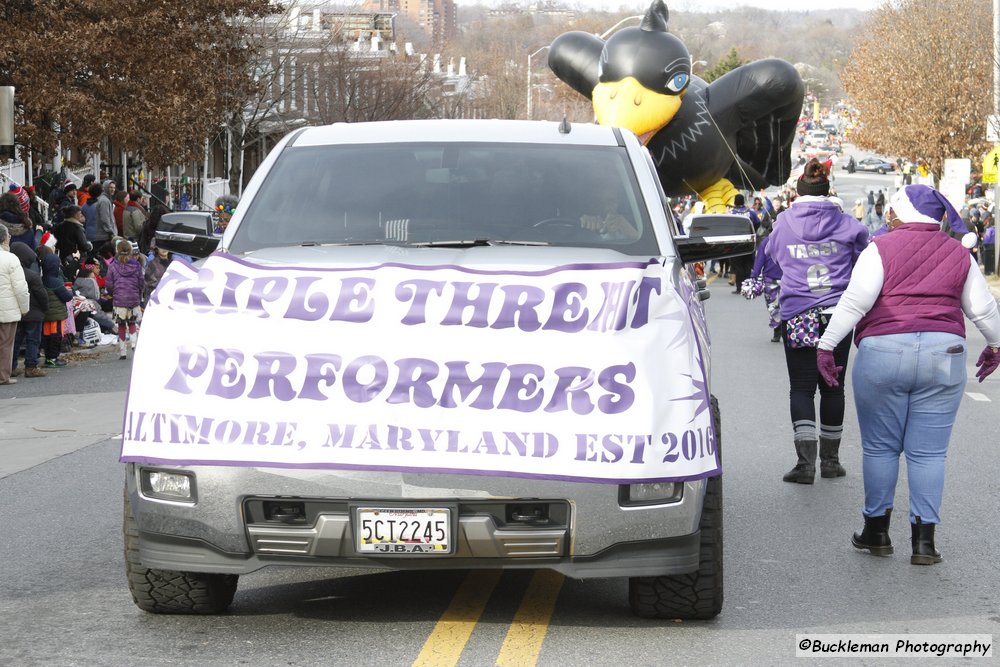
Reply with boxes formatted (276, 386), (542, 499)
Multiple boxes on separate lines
(526, 45), (549, 120)
(596, 15), (643, 40)
(527, 16), (643, 121)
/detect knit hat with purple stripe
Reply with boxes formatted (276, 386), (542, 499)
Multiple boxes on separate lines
(888, 184), (977, 249)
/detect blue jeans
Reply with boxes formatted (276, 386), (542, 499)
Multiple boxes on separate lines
(852, 332), (966, 524)
(13, 320), (42, 370)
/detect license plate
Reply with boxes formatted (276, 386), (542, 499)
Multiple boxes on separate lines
(355, 508), (451, 555)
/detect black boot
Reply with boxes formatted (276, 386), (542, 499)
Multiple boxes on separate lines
(770, 327), (781, 343)
(852, 508), (893, 556)
(819, 436), (846, 478)
(782, 439), (816, 484)
(910, 517), (942, 565)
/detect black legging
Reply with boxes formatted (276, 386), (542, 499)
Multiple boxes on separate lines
(781, 319), (852, 443)
(731, 255), (753, 288)
(43, 331), (62, 360)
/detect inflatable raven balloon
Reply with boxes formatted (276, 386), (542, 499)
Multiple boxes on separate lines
(548, 0), (804, 211)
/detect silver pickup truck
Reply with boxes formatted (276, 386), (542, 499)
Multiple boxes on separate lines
(123, 119), (753, 619)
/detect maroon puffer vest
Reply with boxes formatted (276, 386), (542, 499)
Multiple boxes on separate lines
(854, 223), (969, 344)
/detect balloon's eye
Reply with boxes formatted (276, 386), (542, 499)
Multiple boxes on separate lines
(666, 72), (689, 93)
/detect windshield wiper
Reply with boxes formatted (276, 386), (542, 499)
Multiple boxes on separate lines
(409, 239), (551, 248)
(295, 239), (551, 249)
(299, 240), (403, 247)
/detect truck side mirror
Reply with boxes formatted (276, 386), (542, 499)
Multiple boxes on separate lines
(155, 211), (220, 258)
(675, 213), (756, 263)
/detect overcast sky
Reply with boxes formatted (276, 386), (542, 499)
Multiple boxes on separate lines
(663, 0), (880, 9)
(466, 0), (884, 11)
(668, 0), (880, 9)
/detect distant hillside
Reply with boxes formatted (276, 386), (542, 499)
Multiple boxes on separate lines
(455, 3), (866, 102)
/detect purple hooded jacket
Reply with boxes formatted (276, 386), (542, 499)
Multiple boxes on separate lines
(105, 257), (144, 308)
(751, 234), (783, 281)
(766, 197), (869, 320)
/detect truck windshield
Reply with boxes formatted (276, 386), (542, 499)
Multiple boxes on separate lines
(228, 142), (659, 255)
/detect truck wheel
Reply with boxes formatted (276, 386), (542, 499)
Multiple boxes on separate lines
(124, 488), (238, 614)
(628, 396), (723, 620)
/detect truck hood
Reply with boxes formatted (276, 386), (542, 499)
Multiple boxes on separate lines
(231, 244), (653, 270)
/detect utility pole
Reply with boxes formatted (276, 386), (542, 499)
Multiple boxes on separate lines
(994, 0), (999, 274)
(526, 46), (548, 121)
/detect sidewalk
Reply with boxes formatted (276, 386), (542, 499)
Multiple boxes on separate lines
(0, 390), (125, 478)
(0, 380), (125, 478)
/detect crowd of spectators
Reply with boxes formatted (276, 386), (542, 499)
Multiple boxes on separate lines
(0, 174), (183, 382)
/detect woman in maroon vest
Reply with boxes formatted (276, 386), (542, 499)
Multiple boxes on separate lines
(816, 184), (1000, 566)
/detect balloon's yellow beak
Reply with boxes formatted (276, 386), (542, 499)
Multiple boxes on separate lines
(593, 77), (683, 145)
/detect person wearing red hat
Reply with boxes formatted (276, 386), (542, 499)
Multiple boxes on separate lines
(0, 191), (35, 248)
(8, 182), (29, 215)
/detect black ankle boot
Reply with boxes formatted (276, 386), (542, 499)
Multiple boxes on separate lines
(910, 517), (942, 565)
(819, 436), (846, 478)
(852, 508), (893, 556)
(782, 439), (816, 484)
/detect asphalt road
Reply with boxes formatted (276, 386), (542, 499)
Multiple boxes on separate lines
(1, 280), (998, 667)
(795, 143), (900, 209)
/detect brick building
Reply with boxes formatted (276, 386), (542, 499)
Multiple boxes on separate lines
(364, 0), (457, 46)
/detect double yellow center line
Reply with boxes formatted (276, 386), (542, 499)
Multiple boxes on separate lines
(412, 570), (564, 667)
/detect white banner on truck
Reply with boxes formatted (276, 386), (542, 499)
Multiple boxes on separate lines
(120, 253), (719, 483)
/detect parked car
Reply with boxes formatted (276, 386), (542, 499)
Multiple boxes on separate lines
(124, 119), (755, 620)
(847, 157), (896, 174)
(804, 129), (829, 146)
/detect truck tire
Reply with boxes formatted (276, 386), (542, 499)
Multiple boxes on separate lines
(124, 488), (238, 614)
(628, 396), (723, 620)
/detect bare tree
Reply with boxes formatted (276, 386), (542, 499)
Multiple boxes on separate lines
(0, 1), (273, 167)
(842, 0), (991, 177)
(218, 4), (323, 193)
(455, 11), (596, 121)
(459, 13), (536, 120)
(309, 42), (436, 124)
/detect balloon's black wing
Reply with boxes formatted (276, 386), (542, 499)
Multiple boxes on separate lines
(705, 59), (804, 190)
(548, 31), (605, 100)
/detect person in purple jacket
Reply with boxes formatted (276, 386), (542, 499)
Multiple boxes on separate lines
(765, 158), (870, 484)
(105, 239), (144, 360)
(816, 184), (1000, 566)
(750, 232), (783, 342)
(983, 217), (995, 275)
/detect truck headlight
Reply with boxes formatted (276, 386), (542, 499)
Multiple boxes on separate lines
(620, 482), (681, 507)
(141, 470), (195, 502)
